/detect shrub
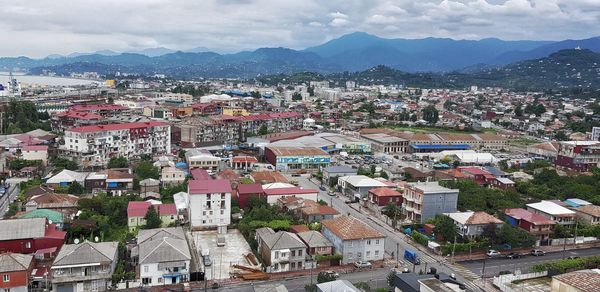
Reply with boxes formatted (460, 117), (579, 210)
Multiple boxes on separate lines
(411, 231), (429, 246)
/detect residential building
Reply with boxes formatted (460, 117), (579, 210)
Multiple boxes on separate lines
(51, 241), (119, 292)
(527, 142), (560, 161)
(264, 146), (330, 172)
(60, 121), (171, 167)
(52, 110), (103, 133)
(127, 202), (178, 232)
(235, 183), (265, 209)
(0, 218), (66, 254)
(491, 177), (515, 190)
(255, 227), (307, 273)
(134, 228), (191, 286)
(361, 133), (409, 153)
(527, 201), (577, 227)
(21, 145), (49, 165)
(24, 193), (79, 216)
(45, 169), (88, 188)
(555, 141), (600, 171)
(337, 175), (389, 200)
(263, 186), (319, 205)
(574, 205), (600, 225)
(185, 149), (221, 172)
(297, 231), (334, 257)
(161, 167), (186, 186)
(592, 127), (600, 141)
(367, 187), (402, 209)
(321, 216), (385, 264)
(551, 269), (600, 292)
(402, 181), (459, 224)
(188, 179), (232, 231)
(444, 211), (504, 239)
(299, 203), (339, 223)
(0, 253), (34, 292)
(504, 208), (555, 246)
(231, 156), (258, 170)
(18, 209), (66, 230)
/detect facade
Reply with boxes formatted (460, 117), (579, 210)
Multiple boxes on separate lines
(574, 205), (600, 225)
(185, 149), (221, 172)
(555, 141), (600, 171)
(297, 231), (333, 257)
(21, 145), (49, 165)
(263, 187), (319, 205)
(0, 253), (34, 292)
(321, 216), (385, 264)
(135, 228), (191, 286)
(322, 166), (357, 184)
(235, 183), (265, 209)
(127, 202), (178, 231)
(60, 121), (171, 167)
(161, 167), (186, 186)
(0, 218), (66, 254)
(402, 182), (459, 224)
(255, 228), (307, 273)
(445, 211), (504, 239)
(504, 208), (555, 246)
(299, 203), (339, 223)
(264, 146), (330, 172)
(52, 111), (103, 133)
(526, 201), (576, 227)
(592, 127), (600, 141)
(188, 179), (232, 230)
(367, 187), (402, 208)
(51, 241), (119, 292)
(551, 269), (600, 292)
(361, 133), (409, 153)
(337, 175), (389, 200)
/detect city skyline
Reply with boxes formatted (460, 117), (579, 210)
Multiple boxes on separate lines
(1, 0), (599, 57)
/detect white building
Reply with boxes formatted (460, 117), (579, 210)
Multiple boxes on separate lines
(185, 149), (221, 172)
(321, 216), (385, 264)
(592, 127), (600, 141)
(21, 145), (49, 165)
(60, 121), (171, 167)
(161, 167), (186, 186)
(255, 227), (307, 273)
(188, 179), (231, 231)
(135, 227), (191, 286)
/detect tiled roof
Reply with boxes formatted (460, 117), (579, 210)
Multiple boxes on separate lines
(232, 156), (258, 163)
(321, 216), (384, 240)
(127, 201), (177, 217)
(297, 231), (333, 248)
(0, 253), (33, 273)
(138, 232), (191, 264)
(256, 228), (306, 250)
(369, 187), (402, 197)
(301, 204), (339, 216)
(237, 183), (264, 195)
(250, 171), (288, 184)
(575, 205), (600, 218)
(466, 211), (503, 225)
(190, 168), (212, 180)
(56, 110), (102, 120)
(553, 269), (600, 292)
(504, 208), (555, 225)
(188, 179), (232, 194)
(68, 121), (168, 133)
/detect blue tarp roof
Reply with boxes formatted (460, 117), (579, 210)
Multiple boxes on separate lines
(175, 162), (188, 168)
(410, 144), (470, 150)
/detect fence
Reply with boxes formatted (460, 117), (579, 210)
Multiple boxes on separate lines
(492, 271), (548, 292)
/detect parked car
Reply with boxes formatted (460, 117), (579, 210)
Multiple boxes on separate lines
(322, 271), (339, 278)
(531, 249), (545, 256)
(328, 191), (336, 196)
(203, 255), (212, 266)
(506, 252), (522, 259)
(319, 186), (327, 191)
(354, 261), (372, 269)
(567, 256), (580, 260)
(486, 250), (502, 258)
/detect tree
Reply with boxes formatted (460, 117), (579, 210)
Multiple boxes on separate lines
(134, 161), (160, 180)
(292, 92), (303, 101)
(422, 105), (439, 124)
(555, 131), (568, 141)
(514, 103), (523, 117)
(68, 182), (85, 195)
(178, 150), (186, 160)
(432, 215), (458, 242)
(307, 86), (315, 96)
(387, 271), (396, 286)
(482, 224), (498, 243)
(380, 171), (389, 179)
(317, 272), (337, 283)
(250, 91), (261, 99)
(258, 124), (269, 135)
(143, 205), (162, 229)
(52, 158), (79, 170)
(108, 156), (128, 169)
(496, 224), (535, 248)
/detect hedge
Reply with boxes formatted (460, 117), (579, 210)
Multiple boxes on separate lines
(314, 253), (342, 262)
(441, 240), (489, 255)
(532, 255), (600, 273)
(411, 231), (429, 246)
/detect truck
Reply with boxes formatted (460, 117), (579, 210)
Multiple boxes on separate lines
(404, 250), (421, 265)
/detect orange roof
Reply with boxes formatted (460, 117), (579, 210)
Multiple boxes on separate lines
(466, 211), (503, 225)
(321, 216), (384, 240)
(301, 205), (339, 216)
(369, 187), (402, 197)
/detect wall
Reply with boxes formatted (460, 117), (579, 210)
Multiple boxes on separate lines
(0, 270), (29, 291)
(189, 192), (231, 229)
(421, 192), (458, 223)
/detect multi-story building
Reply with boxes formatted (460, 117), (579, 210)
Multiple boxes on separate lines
(361, 133), (409, 153)
(161, 166), (186, 186)
(592, 127), (600, 141)
(0, 253), (34, 292)
(255, 228), (307, 273)
(185, 149), (221, 172)
(574, 205), (600, 225)
(188, 179), (231, 231)
(338, 175), (390, 200)
(504, 208), (555, 246)
(127, 202), (178, 232)
(264, 146), (330, 172)
(0, 218), (66, 254)
(321, 216), (385, 264)
(134, 228), (191, 286)
(60, 121), (171, 167)
(402, 181), (459, 224)
(555, 141), (600, 171)
(51, 241), (119, 292)
(526, 201), (577, 227)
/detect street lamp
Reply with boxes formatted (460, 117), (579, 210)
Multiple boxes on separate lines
(481, 245), (491, 286)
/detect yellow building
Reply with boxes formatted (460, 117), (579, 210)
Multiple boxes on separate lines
(222, 107), (249, 116)
(105, 79), (117, 87)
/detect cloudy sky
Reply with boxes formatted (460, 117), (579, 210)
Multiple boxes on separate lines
(1, 0), (599, 58)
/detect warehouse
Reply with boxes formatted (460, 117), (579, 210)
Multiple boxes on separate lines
(264, 146), (330, 172)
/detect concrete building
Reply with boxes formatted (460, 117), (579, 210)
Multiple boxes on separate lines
(188, 179), (232, 231)
(527, 201), (576, 227)
(402, 181), (459, 224)
(60, 121), (171, 167)
(21, 145), (49, 165)
(322, 166), (357, 185)
(255, 227), (307, 273)
(134, 228), (191, 286)
(321, 216), (385, 264)
(574, 205), (600, 225)
(555, 141), (600, 171)
(51, 241), (119, 292)
(0, 253), (34, 292)
(161, 167), (186, 186)
(127, 202), (177, 232)
(361, 133), (409, 153)
(504, 208), (555, 246)
(264, 146), (330, 172)
(185, 149), (221, 172)
(338, 175), (390, 200)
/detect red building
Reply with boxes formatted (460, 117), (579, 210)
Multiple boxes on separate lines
(504, 208), (555, 246)
(0, 218), (66, 254)
(236, 183), (265, 209)
(458, 167), (495, 186)
(367, 187), (403, 207)
(0, 253), (34, 291)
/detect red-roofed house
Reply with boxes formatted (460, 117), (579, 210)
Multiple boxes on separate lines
(263, 187), (318, 205)
(21, 145), (49, 165)
(0, 218), (66, 255)
(236, 183), (265, 209)
(231, 156), (258, 170)
(367, 187), (402, 208)
(458, 167), (494, 186)
(504, 208), (555, 246)
(60, 121), (171, 167)
(127, 201), (177, 231)
(300, 204), (339, 223)
(188, 179), (232, 230)
(51, 110), (103, 133)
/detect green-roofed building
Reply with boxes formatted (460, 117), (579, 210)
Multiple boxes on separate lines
(18, 209), (65, 230)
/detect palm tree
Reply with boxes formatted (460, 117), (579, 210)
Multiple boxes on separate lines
(382, 203), (400, 227)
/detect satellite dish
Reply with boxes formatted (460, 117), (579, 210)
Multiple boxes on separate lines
(48, 220), (53, 225)
(74, 238), (80, 244)
(94, 236), (99, 242)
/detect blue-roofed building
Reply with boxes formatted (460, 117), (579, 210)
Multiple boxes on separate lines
(410, 144), (470, 153)
(483, 166), (510, 178)
(564, 198), (592, 208)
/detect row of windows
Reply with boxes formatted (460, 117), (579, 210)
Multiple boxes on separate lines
(347, 250), (379, 259)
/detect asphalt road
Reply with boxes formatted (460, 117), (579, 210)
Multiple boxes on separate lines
(458, 248), (600, 277)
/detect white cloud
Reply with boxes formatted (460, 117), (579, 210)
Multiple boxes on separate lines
(0, 0), (597, 57)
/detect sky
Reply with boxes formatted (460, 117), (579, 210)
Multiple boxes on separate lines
(1, 0), (599, 58)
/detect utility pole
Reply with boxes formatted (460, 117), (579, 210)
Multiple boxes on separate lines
(396, 243), (400, 268)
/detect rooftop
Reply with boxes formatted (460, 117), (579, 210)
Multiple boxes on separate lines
(237, 183), (264, 195)
(188, 179), (232, 194)
(0, 218), (47, 241)
(53, 241), (118, 267)
(408, 181), (458, 194)
(504, 208), (555, 225)
(575, 205), (600, 218)
(527, 200), (576, 216)
(446, 211), (503, 225)
(0, 253), (33, 273)
(369, 187), (402, 197)
(321, 216), (384, 240)
(266, 146), (329, 156)
(68, 121), (168, 133)
(553, 269), (600, 292)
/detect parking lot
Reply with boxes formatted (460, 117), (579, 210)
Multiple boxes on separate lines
(192, 229), (256, 280)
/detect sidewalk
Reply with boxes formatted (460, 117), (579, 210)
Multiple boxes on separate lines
(453, 241), (600, 262)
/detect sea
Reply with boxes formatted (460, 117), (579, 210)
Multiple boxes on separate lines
(0, 72), (100, 87)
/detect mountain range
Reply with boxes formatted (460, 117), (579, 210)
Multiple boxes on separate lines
(1, 32), (600, 79)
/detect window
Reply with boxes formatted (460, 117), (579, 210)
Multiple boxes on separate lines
(144, 265), (149, 273)
(274, 251), (279, 259)
(375, 239), (380, 245)
(142, 278), (152, 284)
(3, 275), (9, 282)
(25, 242), (31, 249)
(291, 250), (296, 257)
(375, 250), (379, 256)
(298, 250), (303, 257)
(357, 252), (362, 258)
(158, 278), (163, 283)
(291, 262), (296, 269)
(366, 239), (371, 245)
(366, 251), (371, 258)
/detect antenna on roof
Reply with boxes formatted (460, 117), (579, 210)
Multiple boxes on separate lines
(74, 238), (80, 244)
(94, 236), (99, 242)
